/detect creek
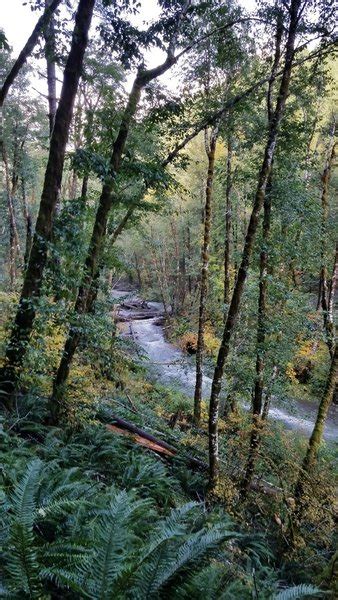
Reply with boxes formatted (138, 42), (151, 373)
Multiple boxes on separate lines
(112, 288), (337, 442)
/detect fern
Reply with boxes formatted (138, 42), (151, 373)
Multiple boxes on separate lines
(136, 527), (237, 598)
(273, 584), (326, 599)
(78, 490), (150, 599)
(6, 459), (43, 597)
(2, 421), (325, 600)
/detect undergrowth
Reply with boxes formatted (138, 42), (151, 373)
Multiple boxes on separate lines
(0, 294), (336, 598)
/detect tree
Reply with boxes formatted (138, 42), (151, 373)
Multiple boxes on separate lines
(0, 0), (62, 108)
(208, 0), (303, 491)
(44, 0), (58, 136)
(50, 0), (198, 419)
(0, 0), (95, 408)
(293, 345), (337, 521)
(194, 125), (218, 424)
(241, 6), (283, 495)
(318, 121), (336, 359)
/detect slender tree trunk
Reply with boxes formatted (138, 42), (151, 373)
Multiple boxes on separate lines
(0, 0), (62, 107)
(81, 175), (89, 202)
(318, 125), (336, 356)
(134, 253), (142, 289)
(0, 0), (95, 407)
(21, 178), (32, 268)
(194, 128), (217, 425)
(294, 346), (337, 514)
(241, 177), (273, 495)
(208, 0), (301, 490)
(2, 145), (21, 287)
(44, 0), (57, 135)
(241, 11), (283, 495)
(223, 135), (233, 310)
(170, 220), (180, 315)
(186, 225), (193, 295)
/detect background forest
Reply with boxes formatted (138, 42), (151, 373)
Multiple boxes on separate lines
(0, 0), (337, 598)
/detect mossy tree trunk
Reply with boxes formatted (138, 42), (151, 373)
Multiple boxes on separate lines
(223, 134), (233, 310)
(294, 346), (337, 518)
(0, 0), (95, 408)
(194, 126), (218, 425)
(241, 10), (283, 496)
(208, 0), (301, 490)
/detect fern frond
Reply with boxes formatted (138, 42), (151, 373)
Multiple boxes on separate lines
(273, 584), (326, 599)
(40, 565), (92, 597)
(6, 459), (43, 597)
(80, 490), (149, 599)
(9, 459), (42, 525)
(132, 522), (238, 598)
(137, 501), (201, 564)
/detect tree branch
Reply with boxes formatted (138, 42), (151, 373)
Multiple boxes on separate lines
(0, 0), (63, 107)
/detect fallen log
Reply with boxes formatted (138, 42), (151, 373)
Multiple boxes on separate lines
(121, 300), (149, 310)
(104, 414), (283, 496)
(106, 424), (176, 456)
(105, 413), (208, 472)
(117, 310), (162, 321)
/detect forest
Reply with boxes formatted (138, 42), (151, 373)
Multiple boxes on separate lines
(0, 0), (337, 597)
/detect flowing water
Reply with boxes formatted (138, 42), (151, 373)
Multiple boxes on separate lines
(112, 289), (337, 442)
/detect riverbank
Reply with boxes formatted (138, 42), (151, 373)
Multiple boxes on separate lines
(112, 287), (338, 442)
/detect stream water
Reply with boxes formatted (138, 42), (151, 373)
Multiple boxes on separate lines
(112, 288), (337, 442)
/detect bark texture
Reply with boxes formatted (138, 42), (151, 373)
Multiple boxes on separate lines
(208, 0), (301, 490)
(223, 135), (233, 308)
(0, 0), (95, 407)
(318, 125), (336, 358)
(194, 127), (217, 424)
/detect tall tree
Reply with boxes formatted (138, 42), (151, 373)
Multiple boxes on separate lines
(194, 124), (218, 425)
(50, 1), (194, 419)
(0, 0), (95, 408)
(318, 121), (336, 359)
(208, 0), (302, 490)
(2, 143), (22, 287)
(223, 130), (233, 309)
(241, 8), (283, 495)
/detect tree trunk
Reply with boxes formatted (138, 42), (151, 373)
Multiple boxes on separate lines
(294, 346), (337, 512)
(223, 134), (233, 310)
(81, 174), (89, 202)
(240, 11), (283, 496)
(318, 125), (336, 357)
(2, 144), (21, 288)
(194, 128), (217, 425)
(0, 0), (62, 107)
(50, 6), (192, 415)
(21, 178), (32, 268)
(44, 0), (57, 135)
(241, 176), (273, 496)
(208, 0), (301, 490)
(0, 0), (95, 407)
